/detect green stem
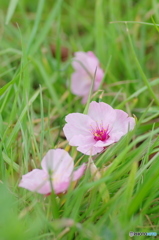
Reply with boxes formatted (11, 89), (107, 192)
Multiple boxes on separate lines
(83, 67), (97, 114)
(88, 156), (110, 203)
(49, 177), (59, 219)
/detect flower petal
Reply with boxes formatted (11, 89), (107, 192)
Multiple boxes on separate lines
(94, 68), (104, 89)
(87, 51), (99, 61)
(69, 135), (95, 147)
(72, 52), (91, 73)
(41, 149), (73, 179)
(71, 72), (91, 96)
(94, 139), (115, 147)
(19, 169), (51, 195)
(53, 180), (70, 194)
(77, 145), (104, 156)
(63, 113), (94, 141)
(71, 51), (104, 104)
(81, 95), (89, 104)
(54, 164), (86, 193)
(67, 134), (104, 156)
(88, 101), (116, 128)
(110, 109), (135, 140)
(72, 163), (86, 181)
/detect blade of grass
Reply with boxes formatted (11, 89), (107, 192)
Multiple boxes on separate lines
(26, 0), (45, 54)
(125, 23), (159, 106)
(4, 88), (41, 149)
(0, 73), (19, 96)
(95, 0), (105, 63)
(2, 152), (19, 172)
(30, 57), (62, 114)
(5, 0), (19, 25)
(110, 20), (159, 27)
(116, 78), (159, 108)
(30, 0), (63, 55)
(83, 68), (97, 114)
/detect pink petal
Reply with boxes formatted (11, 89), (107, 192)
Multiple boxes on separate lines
(71, 51), (104, 103)
(72, 163), (86, 181)
(54, 164), (86, 193)
(72, 51), (103, 81)
(41, 149), (74, 180)
(53, 181), (70, 194)
(87, 51), (99, 61)
(71, 72), (91, 96)
(94, 139), (115, 147)
(110, 109), (135, 139)
(63, 113), (95, 141)
(19, 169), (51, 195)
(72, 52), (90, 73)
(81, 95), (89, 104)
(69, 135), (95, 147)
(87, 57), (100, 74)
(109, 131), (127, 142)
(94, 68), (104, 87)
(77, 145), (104, 156)
(86, 52), (104, 81)
(88, 101), (116, 128)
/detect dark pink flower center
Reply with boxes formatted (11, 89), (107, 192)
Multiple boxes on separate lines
(93, 128), (109, 141)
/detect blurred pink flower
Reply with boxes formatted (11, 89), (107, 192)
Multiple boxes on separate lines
(71, 51), (104, 103)
(63, 101), (135, 156)
(19, 149), (86, 195)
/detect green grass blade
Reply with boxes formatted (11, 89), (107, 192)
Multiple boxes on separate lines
(30, 0), (63, 55)
(4, 89), (41, 149)
(0, 74), (19, 96)
(126, 23), (159, 106)
(5, 0), (19, 25)
(26, 0), (45, 54)
(95, 0), (105, 63)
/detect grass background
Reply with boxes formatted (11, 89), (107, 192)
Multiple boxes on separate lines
(0, 0), (159, 239)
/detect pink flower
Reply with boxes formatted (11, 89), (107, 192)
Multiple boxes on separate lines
(63, 101), (135, 156)
(19, 149), (86, 195)
(71, 51), (104, 103)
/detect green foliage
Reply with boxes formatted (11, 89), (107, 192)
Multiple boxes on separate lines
(1, 0), (159, 239)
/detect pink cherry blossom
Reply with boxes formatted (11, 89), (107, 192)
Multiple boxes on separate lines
(63, 101), (135, 156)
(19, 149), (86, 195)
(71, 51), (104, 103)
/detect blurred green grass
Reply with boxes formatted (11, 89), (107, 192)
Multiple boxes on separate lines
(0, 0), (159, 239)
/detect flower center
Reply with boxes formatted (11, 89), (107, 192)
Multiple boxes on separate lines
(93, 128), (109, 141)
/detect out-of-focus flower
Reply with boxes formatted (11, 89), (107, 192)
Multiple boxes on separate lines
(63, 101), (135, 156)
(19, 149), (86, 195)
(71, 51), (104, 103)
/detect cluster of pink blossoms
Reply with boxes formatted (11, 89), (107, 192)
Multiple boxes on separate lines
(19, 51), (135, 195)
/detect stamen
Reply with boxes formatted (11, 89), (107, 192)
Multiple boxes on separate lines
(91, 125), (110, 141)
